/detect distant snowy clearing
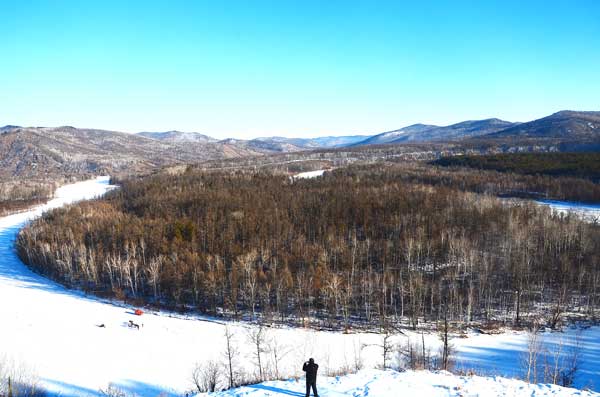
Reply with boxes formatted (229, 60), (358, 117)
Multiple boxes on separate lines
(293, 169), (326, 179)
(535, 199), (600, 223)
(198, 369), (599, 397)
(0, 177), (599, 396)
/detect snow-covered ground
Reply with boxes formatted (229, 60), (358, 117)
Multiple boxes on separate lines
(1, 177), (599, 396)
(199, 369), (599, 397)
(534, 199), (600, 223)
(451, 326), (600, 390)
(293, 170), (326, 179)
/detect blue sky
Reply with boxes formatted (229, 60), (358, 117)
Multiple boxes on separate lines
(1, 1), (599, 139)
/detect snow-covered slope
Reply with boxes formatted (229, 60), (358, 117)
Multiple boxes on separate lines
(1, 177), (599, 397)
(137, 130), (217, 143)
(198, 369), (599, 397)
(354, 124), (437, 145)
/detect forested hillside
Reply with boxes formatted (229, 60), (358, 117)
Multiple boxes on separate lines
(381, 162), (600, 203)
(433, 152), (600, 181)
(0, 179), (60, 216)
(17, 165), (600, 330)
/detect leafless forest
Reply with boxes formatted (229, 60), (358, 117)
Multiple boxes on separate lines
(16, 163), (600, 330)
(0, 180), (57, 216)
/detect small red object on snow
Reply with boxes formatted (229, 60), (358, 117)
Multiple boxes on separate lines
(134, 309), (143, 316)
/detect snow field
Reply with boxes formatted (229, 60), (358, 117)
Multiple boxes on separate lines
(534, 199), (600, 223)
(292, 170), (326, 179)
(199, 368), (599, 397)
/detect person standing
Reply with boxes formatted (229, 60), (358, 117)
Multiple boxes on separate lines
(302, 358), (319, 397)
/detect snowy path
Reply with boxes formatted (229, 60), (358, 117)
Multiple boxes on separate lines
(201, 369), (599, 397)
(1, 177), (599, 396)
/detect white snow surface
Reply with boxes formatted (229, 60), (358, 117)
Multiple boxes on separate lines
(1, 177), (599, 396)
(293, 170), (326, 179)
(199, 369), (599, 397)
(534, 200), (600, 223)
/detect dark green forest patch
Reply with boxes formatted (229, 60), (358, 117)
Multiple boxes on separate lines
(432, 152), (600, 181)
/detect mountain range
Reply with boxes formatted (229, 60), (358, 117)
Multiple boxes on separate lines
(137, 130), (217, 144)
(356, 118), (517, 146)
(0, 126), (263, 178)
(2, 110), (598, 179)
(136, 131), (370, 151)
(485, 111), (600, 140)
(131, 111), (600, 149)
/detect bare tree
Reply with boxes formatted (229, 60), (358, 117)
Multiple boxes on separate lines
(99, 384), (129, 397)
(191, 360), (220, 393)
(364, 322), (398, 370)
(0, 356), (44, 397)
(246, 324), (269, 381)
(146, 255), (164, 301)
(223, 325), (238, 389)
(239, 251), (259, 319)
(438, 308), (454, 371)
(270, 335), (291, 379)
(521, 323), (542, 383)
(380, 327), (395, 369)
(398, 335), (431, 371)
(352, 338), (364, 372)
(559, 331), (582, 387)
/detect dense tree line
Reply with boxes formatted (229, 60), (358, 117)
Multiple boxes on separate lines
(16, 166), (600, 330)
(394, 162), (600, 203)
(0, 180), (56, 216)
(432, 152), (600, 182)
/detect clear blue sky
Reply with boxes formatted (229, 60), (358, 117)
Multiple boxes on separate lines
(1, 1), (599, 139)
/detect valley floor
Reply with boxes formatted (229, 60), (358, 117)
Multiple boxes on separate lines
(0, 177), (598, 396)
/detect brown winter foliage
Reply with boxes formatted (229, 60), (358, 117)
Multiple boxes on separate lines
(16, 165), (600, 330)
(0, 180), (56, 216)
(393, 162), (600, 203)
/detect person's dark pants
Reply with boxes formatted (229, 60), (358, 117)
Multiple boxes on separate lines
(305, 381), (318, 397)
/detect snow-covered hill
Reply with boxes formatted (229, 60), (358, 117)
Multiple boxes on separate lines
(198, 369), (599, 397)
(1, 177), (599, 397)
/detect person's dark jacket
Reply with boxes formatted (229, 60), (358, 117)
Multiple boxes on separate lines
(303, 360), (319, 383)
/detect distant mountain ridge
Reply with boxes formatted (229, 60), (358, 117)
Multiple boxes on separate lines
(353, 119), (517, 146)
(354, 124), (438, 146)
(0, 125), (20, 133)
(253, 135), (371, 148)
(0, 126), (266, 179)
(392, 118), (516, 143)
(127, 111), (600, 151)
(485, 111), (600, 139)
(139, 131), (371, 150)
(138, 130), (217, 143)
(3, 109), (599, 181)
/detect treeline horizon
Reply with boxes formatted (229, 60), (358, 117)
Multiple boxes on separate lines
(0, 180), (57, 216)
(403, 161), (600, 203)
(432, 152), (600, 184)
(16, 165), (600, 330)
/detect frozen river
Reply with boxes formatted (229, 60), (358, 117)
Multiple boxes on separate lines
(535, 199), (600, 223)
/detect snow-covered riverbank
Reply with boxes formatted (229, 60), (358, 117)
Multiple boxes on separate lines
(1, 177), (598, 396)
(535, 199), (600, 222)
